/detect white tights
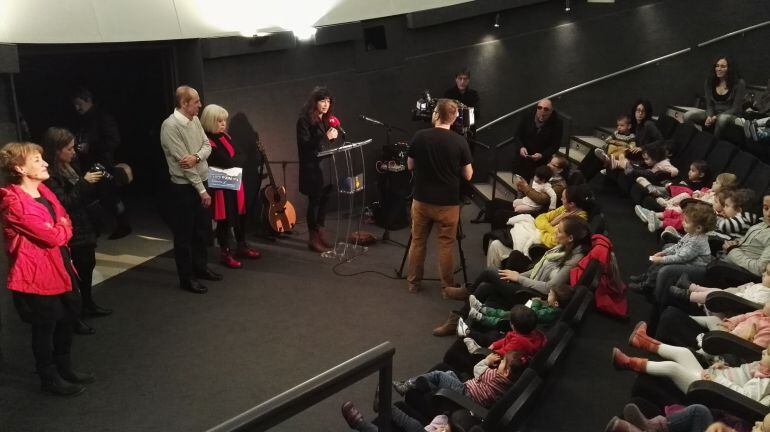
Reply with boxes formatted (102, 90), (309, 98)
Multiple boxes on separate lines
(645, 343), (703, 393)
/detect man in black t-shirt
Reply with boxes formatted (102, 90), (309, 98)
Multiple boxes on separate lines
(406, 99), (473, 295)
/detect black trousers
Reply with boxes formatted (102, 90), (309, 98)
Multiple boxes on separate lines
(305, 184), (333, 231)
(215, 215), (246, 249)
(70, 244), (96, 308)
(31, 319), (74, 373)
(169, 183), (211, 282)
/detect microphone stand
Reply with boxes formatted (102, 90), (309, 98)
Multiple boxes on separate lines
(359, 115), (409, 247)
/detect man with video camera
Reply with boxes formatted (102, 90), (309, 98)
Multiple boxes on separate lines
(406, 99), (473, 295)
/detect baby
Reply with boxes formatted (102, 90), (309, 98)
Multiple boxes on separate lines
(512, 165), (556, 213)
(604, 114), (636, 161)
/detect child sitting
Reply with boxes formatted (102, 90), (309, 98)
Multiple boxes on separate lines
(391, 350), (527, 408)
(466, 285), (573, 327)
(634, 173), (738, 234)
(628, 203), (716, 293)
(713, 188), (759, 240)
(604, 114), (636, 161)
(512, 165), (557, 213)
(595, 142), (678, 181)
(458, 304), (547, 357)
(636, 160), (710, 198)
(670, 262), (770, 306)
(688, 301), (770, 349)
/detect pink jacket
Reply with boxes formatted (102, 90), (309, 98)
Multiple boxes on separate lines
(0, 184), (73, 295)
(723, 310), (770, 348)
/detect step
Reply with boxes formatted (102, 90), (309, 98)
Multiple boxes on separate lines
(665, 105), (695, 123)
(558, 135), (606, 164)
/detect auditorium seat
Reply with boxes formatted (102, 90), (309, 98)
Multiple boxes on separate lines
(528, 321), (573, 377)
(671, 131), (715, 169)
(723, 151), (759, 187)
(670, 122), (697, 156)
(741, 162), (770, 195)
(687, 380), (769, 422)
(705, 290), (762, 316)
(656, 115), (679, 140)
(701, 330), (762, 363)
(705, 141), (739, 175)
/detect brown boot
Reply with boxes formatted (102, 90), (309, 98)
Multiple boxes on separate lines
(318, 228), (334, 248)
(441, 285), (469, 301)
(612, 348), (647, 373)
(432, 312), (460, 337)
(628, 322), (660, 353)
(308, 230), (330, 253)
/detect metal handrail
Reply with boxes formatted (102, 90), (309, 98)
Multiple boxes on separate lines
(697, 20), (770, 47)
(205, 342), (396, 432)
(478, 19), (770, 133)
(476, 48), (691, 132)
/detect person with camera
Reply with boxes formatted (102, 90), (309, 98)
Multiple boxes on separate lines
(160, 85), (221, 294)
(406, 99), (473, 294)
(71, 87), (132, 239)
(43, 127), (113, 335)
(443, 67), (480, 131)
(512, 99), (563, 181)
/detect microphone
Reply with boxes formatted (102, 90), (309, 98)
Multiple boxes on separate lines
(328, 116), (347, 137)
(359, 114), (384, 126)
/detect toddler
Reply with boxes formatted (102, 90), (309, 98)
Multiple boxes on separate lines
(391, 349), (527, 408)
(466, 285), (573, 326)
(629, 203), (716, 293)
(595, 142), (678, 180)
(512, 165), (557, 213)
(604, 114), (636, 161)
(459, 304), (547, 356)
(636, 160), (709, 198)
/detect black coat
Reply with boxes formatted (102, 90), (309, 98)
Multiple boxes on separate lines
(74, 107), (120, 169)
(45, 169), (99, 248)
(513, 108), (563, 161)
(296, 116), (332, 196)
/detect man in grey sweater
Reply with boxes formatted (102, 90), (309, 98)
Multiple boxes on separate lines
(160, 86), (221, 294)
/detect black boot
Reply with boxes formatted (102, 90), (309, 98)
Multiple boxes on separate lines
(83, 302), (113, 317)
(55, 355), (95, 384)
(669, 285), (690, 303)
(674, 273), (691, 291)
(74, 319), (95, 335)
(39, 364), (85, 396)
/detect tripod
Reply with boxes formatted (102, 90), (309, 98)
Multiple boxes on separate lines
(396, 214), (468, 286)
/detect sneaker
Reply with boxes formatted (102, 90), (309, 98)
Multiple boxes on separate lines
(655, 197), (668, 207)
(392, 380), (412, 396)
(600, 168), (607, 175)
(467, 308), (483, 323)
(594, 148), (610, 164)
(744, 119), (759, 141)
(634, 205), (651, 224)
(660, 226), (682, 242)
(456, 317), (470, 338)
(635, 177), (652, 188)
(468, 294), (482, 312)
(463, 337), (483, 354)
(647, 216), (661, 232)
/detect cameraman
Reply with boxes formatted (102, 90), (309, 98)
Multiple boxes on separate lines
(443, 68), (480, 130)
(43, 127), (113, 335)
(406, 99), (472, 295)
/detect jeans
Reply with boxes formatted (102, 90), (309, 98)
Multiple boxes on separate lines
(648, 264), (707, 335)
(682, 109), (736, 139)
(407, 200), (460, 290)
(666, 404), (714, 432)
(355, 406), (425, 432)
(421, 370), (468, 395)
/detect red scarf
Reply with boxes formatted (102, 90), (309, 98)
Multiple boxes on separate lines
(210, 134), (246, 220)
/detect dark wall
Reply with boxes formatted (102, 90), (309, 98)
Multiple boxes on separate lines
(202, 0), (770, 216)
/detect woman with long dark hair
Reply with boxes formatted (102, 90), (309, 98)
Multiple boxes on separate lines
(0, 141), (94, 396)
(683, 56), (746, 138)
(629, 98), (662, 149)
(296, 86), (339, 252)
(43, 127), (112, 336)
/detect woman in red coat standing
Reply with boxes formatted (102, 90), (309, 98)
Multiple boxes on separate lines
(0, 142), (93, 396)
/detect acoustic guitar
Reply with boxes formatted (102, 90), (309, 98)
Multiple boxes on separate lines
(257, 141), (296, 233)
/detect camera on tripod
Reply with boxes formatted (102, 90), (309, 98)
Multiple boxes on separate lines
(412, 90), (436, 122)
(89, 163), (114, 181)
(411, 91), (475, 136)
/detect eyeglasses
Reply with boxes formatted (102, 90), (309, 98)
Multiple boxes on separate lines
(536, 106), (551, 111)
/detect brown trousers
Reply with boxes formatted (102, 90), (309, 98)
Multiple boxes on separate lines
(407, 200), (460, 290)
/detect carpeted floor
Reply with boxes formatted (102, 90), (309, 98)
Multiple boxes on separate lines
(0, 177), (662, 431)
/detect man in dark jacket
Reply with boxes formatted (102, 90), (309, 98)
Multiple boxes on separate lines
(513, 99), (563, 180)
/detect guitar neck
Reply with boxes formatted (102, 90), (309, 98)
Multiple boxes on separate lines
(258, 141), (278, 187)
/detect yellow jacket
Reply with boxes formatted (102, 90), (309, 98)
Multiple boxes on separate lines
(534, 206), (588, 248)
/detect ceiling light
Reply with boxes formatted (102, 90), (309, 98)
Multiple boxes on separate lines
(564, 0), (571, 12)
(293, 27), (317, 40)
(493, 13), (500, 28)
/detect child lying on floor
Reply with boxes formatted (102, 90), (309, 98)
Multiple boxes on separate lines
(465, 285), (573, 327)
(669, 262), (770, 306)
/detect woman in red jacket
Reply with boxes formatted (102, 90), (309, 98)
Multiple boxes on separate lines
(0, 142), (93, 396)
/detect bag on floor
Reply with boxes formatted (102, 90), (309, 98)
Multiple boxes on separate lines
(570, 234), (628, 318)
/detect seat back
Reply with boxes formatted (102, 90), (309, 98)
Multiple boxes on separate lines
(724, 151), (759, 186)
(670, 122), (697, 155)
(656, 115), (679, 139)
(706, 141), (739, 175)
(482, 368), (540, 429)
(495, 369), (544, 431)
(741, 162), (770, 197)
(528, 321), (573, 377)
(559, 285), (588, 325)
(672, 131), (715, 170)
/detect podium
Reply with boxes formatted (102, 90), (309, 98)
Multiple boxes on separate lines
(317, 139), (374, 260)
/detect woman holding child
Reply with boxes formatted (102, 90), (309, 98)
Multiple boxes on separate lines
(434, 216), (591, 336)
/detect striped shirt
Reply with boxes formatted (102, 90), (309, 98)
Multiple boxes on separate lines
(716, 212), (759, 239)
(464, 367), (512, 408)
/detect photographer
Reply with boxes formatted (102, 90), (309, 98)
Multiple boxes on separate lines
(406, 99), (473, 295)
(43, 127), (113, 335)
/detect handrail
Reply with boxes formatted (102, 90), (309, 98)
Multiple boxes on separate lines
(478, 19), (770, 133)
(476, 48), (691, 132)
(697, 21), (770, 48)
(205, 342), (395, 432)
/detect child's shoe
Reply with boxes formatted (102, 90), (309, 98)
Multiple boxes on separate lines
(456, 317), (470, 337)
(341, 401), (365, 429)
(655, 197), (668, 207)
(392, 379), (413, 396)
(612, 348), (648, 373)
(623, 403), (667, 432)
(660, 226), (682, 243)
(467, 308), (483, 323)
(594, 148), (610, 165)
(464, 337), (483, 354)
(669, 285), (691, 303)
(635, 177), (652, 188)
(647, 216), (661, 233)
(468, 294), (482, 311)
(628, 322), (660, 353)
(634, 205), (651, 224)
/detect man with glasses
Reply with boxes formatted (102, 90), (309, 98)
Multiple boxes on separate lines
(513, 98), (562, 180)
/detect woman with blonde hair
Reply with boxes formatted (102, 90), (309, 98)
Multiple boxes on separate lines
(0, 142), (93, 396)
(201, 104), (261, 269)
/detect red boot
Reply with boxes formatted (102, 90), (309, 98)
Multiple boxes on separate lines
(612, 348), (647, 373)
(628, 322), (660, 353)
(220, 248), (242, 269)
(236, 243), (261, 260)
